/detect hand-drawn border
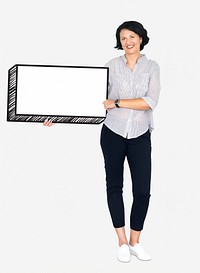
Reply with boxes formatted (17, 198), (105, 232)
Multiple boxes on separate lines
(7, 64), (109, 124)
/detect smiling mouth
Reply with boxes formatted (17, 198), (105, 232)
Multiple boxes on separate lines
(126, 45), (134, 49)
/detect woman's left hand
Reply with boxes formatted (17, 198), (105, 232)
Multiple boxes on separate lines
(103, 99), (115, 110)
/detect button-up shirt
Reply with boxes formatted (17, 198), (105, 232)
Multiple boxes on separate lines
(103, 54), (161, 138)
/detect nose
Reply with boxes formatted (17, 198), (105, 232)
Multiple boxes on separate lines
(126, 38), (133, 45)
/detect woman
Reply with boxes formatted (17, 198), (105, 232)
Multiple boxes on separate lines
(100, 21), (161, 262)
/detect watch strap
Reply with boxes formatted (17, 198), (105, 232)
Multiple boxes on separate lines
(114, 99), (120, 108)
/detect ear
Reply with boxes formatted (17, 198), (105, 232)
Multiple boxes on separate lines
(140, 37), (143, 44)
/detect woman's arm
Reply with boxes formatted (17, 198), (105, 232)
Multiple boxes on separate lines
(103, 98), (151, 111)
(103, 64), (161, 111)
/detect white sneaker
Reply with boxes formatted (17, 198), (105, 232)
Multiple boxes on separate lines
(129, 243), (151, 261)
(117, 244), (131, 263)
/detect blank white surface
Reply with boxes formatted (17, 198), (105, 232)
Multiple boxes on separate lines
(17, 66), (107, 116)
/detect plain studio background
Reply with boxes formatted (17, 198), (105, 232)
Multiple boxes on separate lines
(0, 0), (199, 272)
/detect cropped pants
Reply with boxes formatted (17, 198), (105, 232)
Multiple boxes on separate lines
(100, 124), (151, 231)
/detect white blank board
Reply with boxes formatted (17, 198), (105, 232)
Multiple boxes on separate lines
(7, 64), (109, 124)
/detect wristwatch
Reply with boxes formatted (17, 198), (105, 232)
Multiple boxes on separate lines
(114, 99), (120, 108)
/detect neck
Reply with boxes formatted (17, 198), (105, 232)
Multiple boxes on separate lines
(125, 52), (142, 64)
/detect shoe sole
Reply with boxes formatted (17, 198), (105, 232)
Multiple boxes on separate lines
(130, 251), (151, 261)
(117, 257), (131, 263)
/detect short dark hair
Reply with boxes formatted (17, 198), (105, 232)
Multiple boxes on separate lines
(115, 21), (150, 51)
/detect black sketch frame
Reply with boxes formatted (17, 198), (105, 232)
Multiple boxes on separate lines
(7, 64), (109, 124)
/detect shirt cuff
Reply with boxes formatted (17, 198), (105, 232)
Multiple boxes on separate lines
(141, 96), (157, 110)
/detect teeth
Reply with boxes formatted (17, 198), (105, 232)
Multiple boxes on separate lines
(127, 46), (133, 48)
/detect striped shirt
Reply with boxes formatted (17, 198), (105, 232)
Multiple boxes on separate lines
(104, 54), (161, 138)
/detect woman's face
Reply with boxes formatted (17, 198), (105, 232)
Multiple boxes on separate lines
(120, 29), (142, 55)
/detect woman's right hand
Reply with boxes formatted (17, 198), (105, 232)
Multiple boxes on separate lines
(43, 118), (54, 127)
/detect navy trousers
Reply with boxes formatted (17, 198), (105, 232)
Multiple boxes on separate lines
(100, 124), (152, 231)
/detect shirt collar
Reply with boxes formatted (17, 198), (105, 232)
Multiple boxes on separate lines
(121, 54), (146, 65)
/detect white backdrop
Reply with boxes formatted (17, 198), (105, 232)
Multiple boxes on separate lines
(0, 0), (200, 272)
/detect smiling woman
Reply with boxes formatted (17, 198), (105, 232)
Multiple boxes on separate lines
(119, 29), (143, 69)
(101, 21), (161, 263)
(115, 21), (149, 51)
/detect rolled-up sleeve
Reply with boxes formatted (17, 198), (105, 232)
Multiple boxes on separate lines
(141, 64), (161, 110)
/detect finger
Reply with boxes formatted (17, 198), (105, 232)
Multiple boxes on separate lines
(47, 120), (52, 126)
(48, 121), (54, 127)
(43, 119), (48, 126)
(43, 118), (53, 126)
